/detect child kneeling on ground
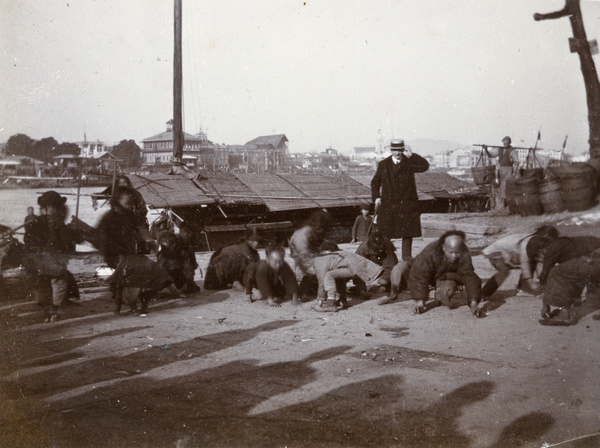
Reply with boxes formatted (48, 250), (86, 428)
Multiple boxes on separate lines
(109, 254), (175, 315)
(313, 242), (383, 312)
(243, 246), (298, 307)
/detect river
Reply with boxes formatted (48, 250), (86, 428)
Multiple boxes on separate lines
(0, 187), (160, 251)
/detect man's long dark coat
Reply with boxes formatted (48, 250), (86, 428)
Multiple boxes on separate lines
(371, 153), (429, 239)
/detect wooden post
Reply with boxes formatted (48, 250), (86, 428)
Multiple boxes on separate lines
(75, 157), (83, 224)
(535, 0), (600, 168)
(173, 0), (183, 163)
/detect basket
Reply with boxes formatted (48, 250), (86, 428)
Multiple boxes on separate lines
(471, 149), (495, 185)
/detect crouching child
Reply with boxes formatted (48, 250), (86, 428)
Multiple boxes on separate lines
(109, 254), (174, 315)
(313, 242), (383, 312)
(157, 230), (201, 294)
(243, 246), (298, 307)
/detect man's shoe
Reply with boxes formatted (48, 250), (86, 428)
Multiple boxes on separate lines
(539, 305), (576, 326)
(312, 299), (340, 313)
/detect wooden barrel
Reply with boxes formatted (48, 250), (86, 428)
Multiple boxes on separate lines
(538, 177), (565, 214)
(515, 176), (543, 216)
(559, 166), (596, 212)
(519, 168), (544, 180)
(505, 178), (519, 215)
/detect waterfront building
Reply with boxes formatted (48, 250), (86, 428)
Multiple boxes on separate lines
(231, 134), (290, 173)
(141, 120), (228, 169)
(77, 134), (107, 159)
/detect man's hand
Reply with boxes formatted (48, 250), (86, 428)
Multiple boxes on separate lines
(404, 146), (412, 157)
(375, 198), (382, 207)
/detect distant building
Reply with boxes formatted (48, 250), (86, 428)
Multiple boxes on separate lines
(141, 120), (227, 169)
(353, 146), (377, 158)
(434, 148), (472, 169)
(77, 134), (107, 159)
(230, 134), (290, 173)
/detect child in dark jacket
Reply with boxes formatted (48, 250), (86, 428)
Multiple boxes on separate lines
(351, 206), (372, 243)
(354, 231), (397, 294)
(243, 246), (298, 307)
(204, 228), (264, 290)
(157, 229), (200, 293)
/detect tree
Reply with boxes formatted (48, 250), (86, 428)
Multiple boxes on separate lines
(32, 137), (59, 163)
(112, 139), (142, 168)
(5, 133), (35, 158)
(55, 142), (81, 157)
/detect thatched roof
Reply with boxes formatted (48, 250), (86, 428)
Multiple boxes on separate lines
(131, 171), (370, 211)
(349, 172), (478, 201)
(128, 173), (214, 208)
(129, 171), (477, 211)
(194, 171), (262, 206)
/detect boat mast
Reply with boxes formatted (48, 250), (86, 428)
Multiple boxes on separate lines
(172, 0), (184, 165)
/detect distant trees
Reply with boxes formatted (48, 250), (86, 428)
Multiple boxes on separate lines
(5, 133), (35, 158)
(32, 137), (59, 161)
(4, 134), (80, 162)
(111, 139), (142, 168)
(55, 142), (81, 157)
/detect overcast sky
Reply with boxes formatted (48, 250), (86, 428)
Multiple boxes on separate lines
(2, 0), (600, 157)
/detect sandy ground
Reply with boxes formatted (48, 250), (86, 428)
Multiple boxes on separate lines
(2, 207), (600, 448)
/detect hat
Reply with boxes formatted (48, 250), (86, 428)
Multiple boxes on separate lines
(502, 136), (512, 143)
(390, 139), (405, 151)
(38, 191), (67, 207)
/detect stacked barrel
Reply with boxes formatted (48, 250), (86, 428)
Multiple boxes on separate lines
(506, 163), (598, 216)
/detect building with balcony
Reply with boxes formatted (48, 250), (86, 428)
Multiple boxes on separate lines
(141, 120), (228, 169)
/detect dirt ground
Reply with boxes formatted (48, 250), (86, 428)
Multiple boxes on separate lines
(2, 206), (600, 448)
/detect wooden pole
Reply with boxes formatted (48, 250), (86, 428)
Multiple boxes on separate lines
(75, 158), (83, 224)
(535, 0), (600, 167)
(173, 0), (183, 163)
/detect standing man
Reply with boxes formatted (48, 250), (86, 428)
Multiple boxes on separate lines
(25, 191), (82, 322)
(371, 139), (429, 260)
(23, 206), (37, 247)
(485, 136), (520, 209)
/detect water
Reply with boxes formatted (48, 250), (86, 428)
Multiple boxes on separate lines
(0, 187), (123, 252)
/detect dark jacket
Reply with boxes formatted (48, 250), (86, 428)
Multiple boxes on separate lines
(539, 236), (600, 285)
(97, 206), (144, 268)
(355, 237), (398, 281)
(244, 259), (298, 300)
(25, 215), (78, 255)
(23, 214), (81, 277)
(352, 215), (372, 242)
(204, 241), (260, 289)
(408, 239), (481, 303)
(371, 154), (429, 238)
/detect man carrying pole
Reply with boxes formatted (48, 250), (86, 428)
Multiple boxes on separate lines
(480, 136), (520, 210)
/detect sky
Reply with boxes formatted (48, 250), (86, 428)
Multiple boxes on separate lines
(2, 0), (600, 158)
